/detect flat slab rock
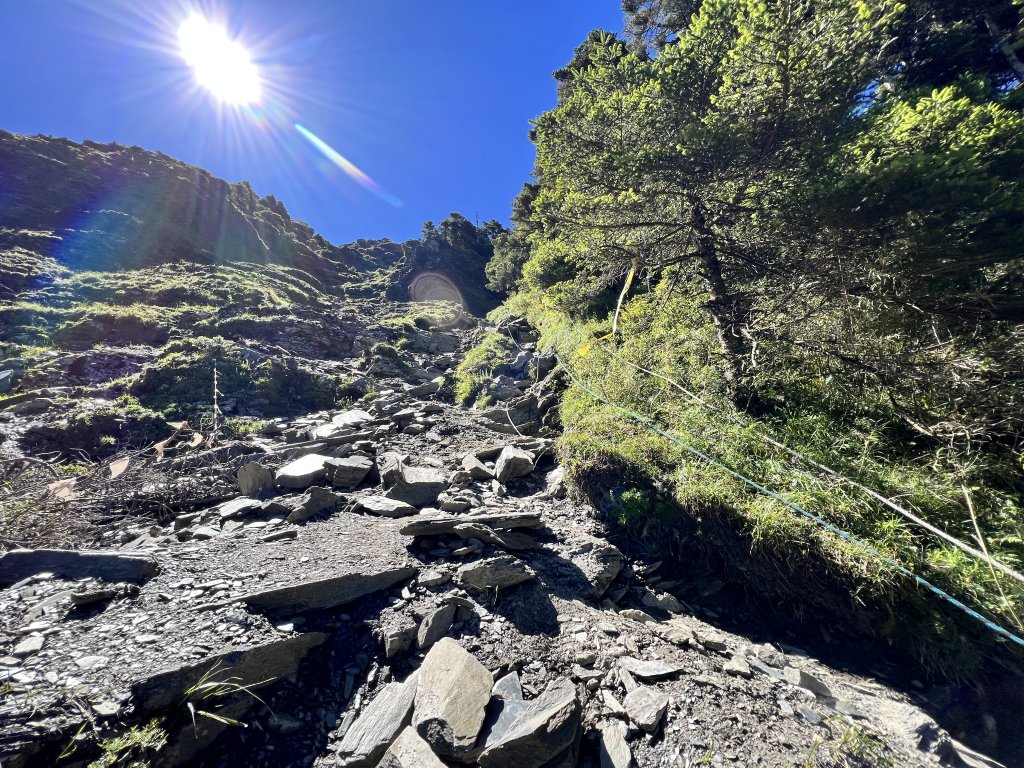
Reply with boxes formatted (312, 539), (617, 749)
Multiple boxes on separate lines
(400, 511), (544, 537)
(275, 453), (332, 490)
(355, 496), (417, 518)
(618, 656), (686, 681)
(336, 670), (419, 766)
(241, 566), (416, 616)
(132, 632), (327, 713)
(457, 556), (536, 591)
(413, 638), (493, 759)
(0, 548), (158, 587)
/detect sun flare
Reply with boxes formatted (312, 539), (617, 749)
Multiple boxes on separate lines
(177, 14), (260, 105)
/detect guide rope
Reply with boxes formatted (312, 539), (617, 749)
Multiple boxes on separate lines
(553, 349), (1024, 648)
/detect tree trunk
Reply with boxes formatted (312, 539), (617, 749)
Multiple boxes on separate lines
(691, 202), (763, 412)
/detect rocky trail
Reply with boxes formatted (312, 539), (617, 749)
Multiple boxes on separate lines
(0, 319), (1010, 768)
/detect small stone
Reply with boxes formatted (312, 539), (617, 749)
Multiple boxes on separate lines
(327, 456), (374, 488)
(461, 454), (493, 479)
(335, 671), (420, 766)
(723, 656), (752, 678)
(355, 496), (417, 518)
(618, 656), (685, 681)
(782, 666), (833, 699)
(75, 655), (109, 671)
(237, 462), (274, 496)
(417, 603), (457, 650)
(623, 686), (668, 733)
(287, 486), (341, 523)
(13, 635), (43, 657)
(494, 446), (535, 484)
(457, 556), (536, 591)
(261, 529), (298, 543)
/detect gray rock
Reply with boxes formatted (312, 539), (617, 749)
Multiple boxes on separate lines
(599, 720), (632, 768)
(261, 529), (298, 543)
(573, 536), (623, 598)
(492, 672), (523, 701)
(618, 657), (685, 681)
(275, 453), (332, 489)
(132, 633), (327, 713)
(386, 466), (449, 507)
(383, 620), (418, 658)
(417, 603), (457, 650)
(328, 456), (374, 488)
(453, 522), (538, 551)
(332, 408), (374, 428)
(782, 666), (833, 699)
(640, 589), (683, 614)
(355, 496), (417, 518)
(242, 566), (416, 616)
(287, 486), (342, 524)
(461, 454), (493, 479)
(0, 369), (15, 394)
(13, 635), (44, 657)
(457, 556), (536, 591)
(0, 549), (158, 587)
(400, 511), (544, 537)
(623, 686), (669, 733)
(216, 497), (263, 520)
(723, 655), (752, 678)
(652, 619), (694, 647)
(237, 462), (274, 496)
(336, 671), (419, 766)
(477, 677), (581, 768)
(413, 638), (493, 758)
(377, 727), (447, 768)
(494, 446), (535, 483)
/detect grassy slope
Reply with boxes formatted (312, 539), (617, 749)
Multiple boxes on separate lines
(495, 284), (1024, 677)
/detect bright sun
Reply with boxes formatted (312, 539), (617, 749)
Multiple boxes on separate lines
(178, 15), (261, 105)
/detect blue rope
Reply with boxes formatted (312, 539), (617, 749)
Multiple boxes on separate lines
(556, 353), (1024, 649)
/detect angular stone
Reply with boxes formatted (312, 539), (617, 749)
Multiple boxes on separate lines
(599, 720), (632, 768)
(355, 496), (417, 518)
(782, 666), (833, 699)
(0, 549), (158, 587)
(461, 454), (493, 479)
(723, 655), (752, 678)
(237, 462), (274, 496)
(275, 453), (331, 490)
(413, 638), (492, 758)
(336, 671), (419, 766)
(332, 408), (373, 428)
(216, 496), (263, 520)
(618, 657), (685, 681)
(13, 635), (44, 657)
(386, 465), (449, 507)
(383, 620), (417, 658)
(477, 677), (581, 767)
(640, 589), (683, 614)
(287, 486), (342, 523)
(453, 522), (538, 551)
(574, 536), (623, 598)
(492, 671), (523, 701)
(377, 727), (447, 768)
(623, 686), (669, 733)
(494, 446), (535, 484)
(400, 511), (543, 537)
(327, 456), (374, 489)
(261, 529), (298, 543)
(242, 567), (416, 616)
(457, 556), (536, 591)
(132, 633), (327, 713)
(651, 619), (694, 647)
(417, 603), (457, 650)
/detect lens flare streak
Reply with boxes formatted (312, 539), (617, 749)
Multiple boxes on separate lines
(294, 123), (401, 207)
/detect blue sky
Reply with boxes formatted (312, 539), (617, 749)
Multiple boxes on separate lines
(0, 1), (624, 245)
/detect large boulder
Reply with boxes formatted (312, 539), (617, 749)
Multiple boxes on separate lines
(477, 678), (581, 767)
(494, 446), (535, 484)
(413, 638), (493, 759)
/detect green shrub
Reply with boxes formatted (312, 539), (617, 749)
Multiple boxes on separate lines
(454, 332), (515, 405)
